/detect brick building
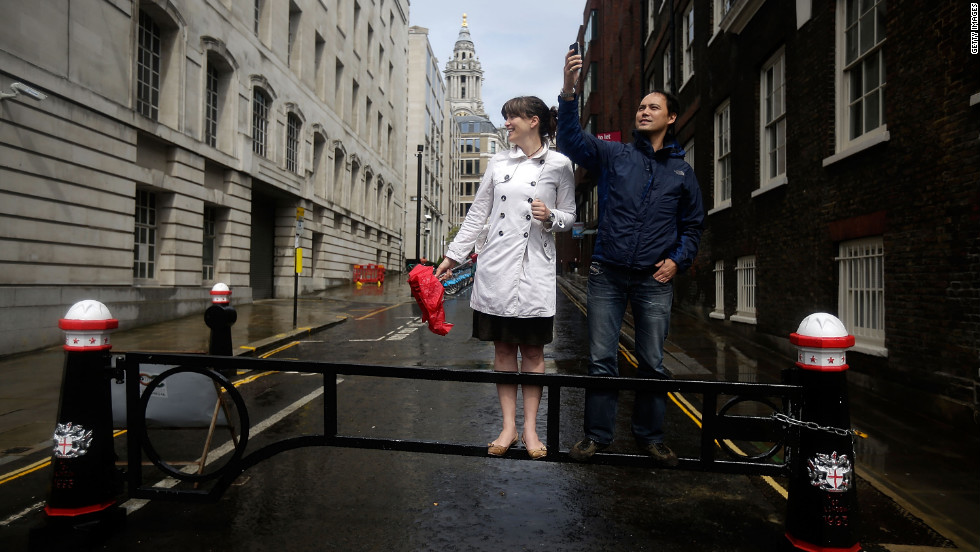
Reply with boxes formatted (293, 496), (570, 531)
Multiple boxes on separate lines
(571, 0), (979, 425)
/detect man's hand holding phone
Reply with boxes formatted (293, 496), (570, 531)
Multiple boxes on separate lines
(564, 42), (582, 96)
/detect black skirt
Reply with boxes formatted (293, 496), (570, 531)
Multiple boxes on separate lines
(472, 311), (554, 345)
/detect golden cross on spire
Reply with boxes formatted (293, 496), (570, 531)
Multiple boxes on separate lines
(462, 13), (468, 27)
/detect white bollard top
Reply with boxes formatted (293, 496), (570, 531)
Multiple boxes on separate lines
(58, 300), (119, 351)
(210, 282), (232, 304)
(790, 312), (855, 371)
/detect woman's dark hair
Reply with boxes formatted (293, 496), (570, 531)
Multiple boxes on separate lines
(501, 96), (559, 139)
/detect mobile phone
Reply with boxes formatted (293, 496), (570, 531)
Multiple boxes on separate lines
(569, 42), (580, 56)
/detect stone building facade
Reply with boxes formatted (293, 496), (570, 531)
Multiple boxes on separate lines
(0, 0), (413, 354)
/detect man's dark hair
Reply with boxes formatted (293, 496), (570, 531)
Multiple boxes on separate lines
(646, 88), (680, 117)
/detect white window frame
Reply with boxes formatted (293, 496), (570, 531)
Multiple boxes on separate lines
(710, 260), (725, 319)
(681, 3), (695, 87)
(732, 255), (756, 324)
(711, 99), (732, 213)
(662, 48), (671, 92)
(713, 0), (736, 36)
(285, 112), (301, 173)
(756, 48), (787, 195)
(826, 0), (888, 166)
(202, 205), (216, 282)
(252, 87), (270, 157)
(134, 189), (157, 281)
(837, 237), (887, 355)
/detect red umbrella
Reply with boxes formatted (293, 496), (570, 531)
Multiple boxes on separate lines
(408, 264), (454, 335)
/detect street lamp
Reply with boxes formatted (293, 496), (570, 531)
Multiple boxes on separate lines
(415, 144), (423, 262)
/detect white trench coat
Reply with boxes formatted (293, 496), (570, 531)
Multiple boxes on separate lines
(446, 144), (576, 318)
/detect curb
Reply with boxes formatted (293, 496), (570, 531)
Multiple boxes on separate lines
(234, 316), (349, 358)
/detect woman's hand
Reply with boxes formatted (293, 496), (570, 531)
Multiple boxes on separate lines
(434, 258), (458, 281)
(530, 199), (552, 222)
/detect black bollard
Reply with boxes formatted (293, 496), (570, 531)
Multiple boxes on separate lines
(784, 313), (861, 552)
(30, 300), (126, 551)
(205, 283), (237, 357)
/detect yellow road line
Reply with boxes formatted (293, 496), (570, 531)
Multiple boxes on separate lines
(355, 302), (409, 320)
(258, 341), (300, 359)
(0, 430), (128, 485)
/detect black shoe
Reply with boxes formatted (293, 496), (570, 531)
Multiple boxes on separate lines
(569, 437), (608, 462)
(639, 441), (679, 467)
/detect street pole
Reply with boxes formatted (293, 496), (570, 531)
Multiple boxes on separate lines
(294, 207), (304, 328)
(415, 144), (423, 263)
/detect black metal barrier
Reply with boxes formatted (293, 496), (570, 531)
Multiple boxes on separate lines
(118, 351), (803, 504)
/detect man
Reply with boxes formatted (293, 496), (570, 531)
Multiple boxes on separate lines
(558, 50), (704, 465)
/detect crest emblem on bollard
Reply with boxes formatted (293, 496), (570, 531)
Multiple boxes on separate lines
(52, 422), (93, 459)
(806, 451), (852, 493)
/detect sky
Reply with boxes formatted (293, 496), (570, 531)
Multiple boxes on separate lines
(408, 1), (585, 128)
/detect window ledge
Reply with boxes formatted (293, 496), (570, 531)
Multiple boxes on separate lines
(850, 342), (888, 357)
(731, 314), (757, 325)
(707, 201), (731, 216)
(709, 311), (726, 320)
(751, 176), (788, 198)
(970, 92), (980, 107)
(822, 127), (890, 167)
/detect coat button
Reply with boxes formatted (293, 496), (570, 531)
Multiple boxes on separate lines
(523, 232), (528, 238)
(500, 213), (505, 218)
(531, 181), (536, 186)
(498, 230), (504, 236)
(503, 175), (510, 181)
(501, 195), (507, 201)
(525, 214), (531, 220)
(526, 198), (533, 203)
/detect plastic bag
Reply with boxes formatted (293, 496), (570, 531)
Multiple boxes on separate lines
(408, 264), (454, 336)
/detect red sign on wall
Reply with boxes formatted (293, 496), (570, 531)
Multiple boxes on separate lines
(596, 131), (621, 142)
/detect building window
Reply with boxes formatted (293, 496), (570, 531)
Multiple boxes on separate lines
(647, 0), (658, 38)
(134, 190), (157, 280)
(252, 88), (270, 157)
(205, 65), (218, 148)
(584, 9), (598, 56)
(582, 63), (597, 102)
(733, 256), (756, 324)
(202, 206), (216, 281)
(681, 3), (695, 86)
(711, 260), (725, 319)
(286, 113), (301, 173)
(684, 139), (694, 169)
(714, 0), (735, 35)
(837, 237), (886, 352)
(136, 11), (161, 120)
(760, 49), (786, 189)
(287, 1), (301, 69)
(662, 48), (672, 92)
(841, 0), (886, 143)
(713, 99), (732, 210)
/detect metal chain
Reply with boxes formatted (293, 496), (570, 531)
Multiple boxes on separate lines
(771, 412), (865, 438)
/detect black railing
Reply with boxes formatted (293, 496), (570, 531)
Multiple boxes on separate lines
(119, 352), (802, 503)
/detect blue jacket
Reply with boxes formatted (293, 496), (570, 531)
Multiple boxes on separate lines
(556, 97), (704, 273)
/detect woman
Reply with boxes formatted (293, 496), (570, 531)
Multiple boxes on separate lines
(435, 96), (575, 460)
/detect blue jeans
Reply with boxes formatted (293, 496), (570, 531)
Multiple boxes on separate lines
(585, 261), (672, 445)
